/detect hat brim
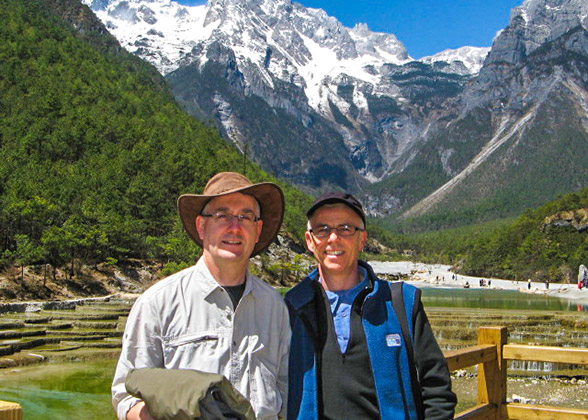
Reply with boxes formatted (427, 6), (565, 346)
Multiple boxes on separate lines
(178, 182), (284, 256)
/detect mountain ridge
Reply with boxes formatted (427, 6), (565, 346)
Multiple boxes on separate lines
(0, 0), (313, 290)
(84, 0), (588, 228)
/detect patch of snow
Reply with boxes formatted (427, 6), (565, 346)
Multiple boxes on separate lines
(419, 46), (490, 75)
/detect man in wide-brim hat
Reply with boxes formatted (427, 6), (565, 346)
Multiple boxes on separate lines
(112, 172), (291, 420)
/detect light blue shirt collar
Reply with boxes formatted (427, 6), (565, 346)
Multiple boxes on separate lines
(322, 266), (369, 353)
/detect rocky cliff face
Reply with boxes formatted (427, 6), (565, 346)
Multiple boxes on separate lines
(385, 0), (588, 222)
(82, 0), (484, 188)
(543, 208), (588, 232)
(83, 0), (588, 226)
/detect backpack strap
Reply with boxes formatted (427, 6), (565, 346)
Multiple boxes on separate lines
(389, 282), (424, 420)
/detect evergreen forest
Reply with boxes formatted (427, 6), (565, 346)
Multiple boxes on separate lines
(373, 187), (588, 283)
(0, 0), (585, 291)
(0, 0), (310, 281)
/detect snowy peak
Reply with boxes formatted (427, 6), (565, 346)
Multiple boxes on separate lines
(82, 0), (492, 184)
(82, 0), (212, 74)
(82, 0), (428, 114)
(419, 46), (490, 75)
(83, 0), (413, 74)
(349, 23), (412, 64)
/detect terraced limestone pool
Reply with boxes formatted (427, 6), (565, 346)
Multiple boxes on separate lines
(422, 287), (588, 411)
(1, 289), (588, 418)
(0, 297), (131, 419)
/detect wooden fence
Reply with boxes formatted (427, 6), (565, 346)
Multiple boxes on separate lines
(0, 400), (21, 420)
(447, 326), (588, 420)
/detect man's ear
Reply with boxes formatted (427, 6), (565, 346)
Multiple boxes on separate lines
(305, 230), (316, 254)
(360, 230), (368, 251)
(195, 216), (204, 240)
(255, 219), (263, 244)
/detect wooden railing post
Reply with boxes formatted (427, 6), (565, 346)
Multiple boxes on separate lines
(477, 326), (507, 420)
(0, 400), (22, 420)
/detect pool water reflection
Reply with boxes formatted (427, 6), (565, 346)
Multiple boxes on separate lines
(0, 359), (117, 419)
(420, 286), (588, 311)
(0, 287), (587, 419)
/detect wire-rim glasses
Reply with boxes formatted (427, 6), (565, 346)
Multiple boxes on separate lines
(201, 211), (260, 225)
(309, 224), (364, 239)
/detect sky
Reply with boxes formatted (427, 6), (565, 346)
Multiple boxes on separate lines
(177, 0), (525, 59)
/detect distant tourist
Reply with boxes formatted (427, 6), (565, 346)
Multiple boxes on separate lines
(464, 281), (470, 288)
(578, 265), (588, 289)
(111, 172), (290, 420)
(285, 192), (456, 419)
(528, 279), (532, 290)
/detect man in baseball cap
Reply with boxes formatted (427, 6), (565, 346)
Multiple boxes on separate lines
(285, 192), (456, 420)
(112, 172), (290, 420)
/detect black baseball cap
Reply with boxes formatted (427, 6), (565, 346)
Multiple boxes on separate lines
(306, 192), (366, 226)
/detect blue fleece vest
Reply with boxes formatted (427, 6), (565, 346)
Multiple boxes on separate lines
(286, 265), (420, 420)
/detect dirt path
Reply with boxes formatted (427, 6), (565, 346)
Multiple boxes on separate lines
(369, 260), (588, 303)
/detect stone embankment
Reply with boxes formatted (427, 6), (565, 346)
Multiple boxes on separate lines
(0, 294), (136, 368)
(0, 295), (119, 314)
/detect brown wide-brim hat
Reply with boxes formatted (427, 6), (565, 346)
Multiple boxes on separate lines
(178, 172), (285, 256)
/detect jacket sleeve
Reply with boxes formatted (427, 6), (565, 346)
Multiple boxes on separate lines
(278, 299), (291, 419)
(111, 295), (164, 420)
(412, 299), (457, 420)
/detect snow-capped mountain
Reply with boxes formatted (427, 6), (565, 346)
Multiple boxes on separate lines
(418, 46), (490, 75)
(399, 0), (588, 219)
(83, 0), (588, 224)
(82, 0), (419, 109)
(84, 0), (484, 184)
(82, 0), (206, 75)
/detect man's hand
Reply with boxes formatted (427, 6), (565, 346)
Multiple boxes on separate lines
(127, 401), (154, 420)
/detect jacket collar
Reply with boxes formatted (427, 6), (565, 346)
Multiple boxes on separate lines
(286, 260), (379, 310)
(359, 260), (380, 292)
(285, 268), (320, 310)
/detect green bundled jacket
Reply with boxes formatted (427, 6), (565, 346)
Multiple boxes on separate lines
(125, 368), (256, 420)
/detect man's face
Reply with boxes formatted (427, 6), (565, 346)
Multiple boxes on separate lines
(196, 193), (263, 266)
(305, 204), (367, 279)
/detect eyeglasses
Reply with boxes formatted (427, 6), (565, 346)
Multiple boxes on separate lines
(201, 211), (260, 225)
(309, 224), (364, 239)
